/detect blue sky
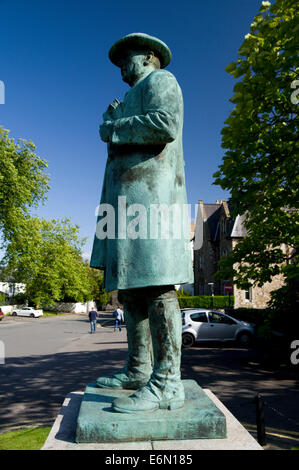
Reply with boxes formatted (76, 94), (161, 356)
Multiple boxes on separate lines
(0, 0), (263, 255)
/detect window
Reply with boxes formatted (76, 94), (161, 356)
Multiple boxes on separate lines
(245, 287), (253, 302)
(190, 312), (208, 323)
(209, 312), (236, 324)
(208, 312), (223, 323)
(199, 255), (203, 269)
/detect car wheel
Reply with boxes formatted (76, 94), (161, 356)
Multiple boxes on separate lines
(30, 313), (35, 318)
(237, 332), (252, 347)
(182, 332), (195, 348)
(12, 312), (17, 316)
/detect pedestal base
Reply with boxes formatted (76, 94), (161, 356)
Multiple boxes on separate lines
(41, 386), (263, 450)
(76, 380), (226, 443)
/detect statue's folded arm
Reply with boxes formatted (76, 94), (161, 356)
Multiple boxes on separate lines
(109, 72), (181, 146)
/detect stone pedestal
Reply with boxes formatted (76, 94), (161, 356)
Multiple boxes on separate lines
(76, 380), (226, 443)
(42, 383), (262, 450)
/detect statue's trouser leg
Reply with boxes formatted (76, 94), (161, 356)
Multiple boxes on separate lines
(96, 290), (152, 389)
(112, 286), (185, 413)
(146, 286), (184, 403)
(121, 290), (153, 381)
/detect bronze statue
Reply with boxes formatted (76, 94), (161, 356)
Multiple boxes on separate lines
(90, 33), (193, 413)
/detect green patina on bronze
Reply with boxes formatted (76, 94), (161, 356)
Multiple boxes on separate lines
(90, 33), (193, 292)
(84, 33), (219, 423)
(76, 380), (227, 443)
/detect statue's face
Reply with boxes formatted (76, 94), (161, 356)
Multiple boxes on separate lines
(119, 50), (148, 86)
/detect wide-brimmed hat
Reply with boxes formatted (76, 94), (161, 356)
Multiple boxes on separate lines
(109, 33), (172, 69)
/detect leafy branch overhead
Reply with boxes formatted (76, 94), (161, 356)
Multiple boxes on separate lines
(0, 127), (50, 244)
(213, 0), (298, 304)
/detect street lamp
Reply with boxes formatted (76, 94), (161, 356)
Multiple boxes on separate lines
(208, 282), (214, 308)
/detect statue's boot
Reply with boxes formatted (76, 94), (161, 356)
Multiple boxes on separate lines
(96, 291), (152, 389)
(112, 287), (185, 412)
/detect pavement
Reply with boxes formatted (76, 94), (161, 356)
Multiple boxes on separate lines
(0, 312), (298, 450)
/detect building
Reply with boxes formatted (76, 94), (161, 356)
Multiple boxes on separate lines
(193, 200), (285, 309)
(175, 222), (195, 295)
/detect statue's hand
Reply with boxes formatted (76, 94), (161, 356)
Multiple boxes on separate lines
(99, 121), (112, 142)
(110, 99), (120, 109)
(102, 99), (120, 121)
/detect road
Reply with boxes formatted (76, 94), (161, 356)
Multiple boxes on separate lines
(0, 313), (298, 449)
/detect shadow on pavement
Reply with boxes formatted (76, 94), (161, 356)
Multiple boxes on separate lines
(181, 345), (299, 448)
(0, 343), (298, 450)
(0, 348), (127, 433)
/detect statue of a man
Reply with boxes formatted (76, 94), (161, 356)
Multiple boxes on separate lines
(90, 33), (193, 413)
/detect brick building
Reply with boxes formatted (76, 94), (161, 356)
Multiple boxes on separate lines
(193, 200), (285, 309)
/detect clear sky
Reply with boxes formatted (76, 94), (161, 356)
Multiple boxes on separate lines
(0, 0), (262, 256)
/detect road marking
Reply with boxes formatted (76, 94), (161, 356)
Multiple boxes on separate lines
(244, 423), (299, 440)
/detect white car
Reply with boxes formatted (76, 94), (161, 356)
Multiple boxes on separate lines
(11, 307), (43, 318)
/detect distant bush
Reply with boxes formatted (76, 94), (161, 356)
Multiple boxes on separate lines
(232, 307), (299, 338)
(178, 295), (234, 309)
(229, 308), (267, 326)
(0, 292), (7, 304)
(176, 288), (193, 297)
(11, 293), (33, 306)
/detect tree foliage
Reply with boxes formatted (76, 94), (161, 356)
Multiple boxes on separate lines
(0, 128), (107, 307)
(86, 266), (110, 309)
(0, 127), (50, 244)
(3, 217), (93, 307)
(213, 0), (299, 307)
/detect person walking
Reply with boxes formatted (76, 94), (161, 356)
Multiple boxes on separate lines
(89, 307), (98, 334)
(113, 307), (124, 332)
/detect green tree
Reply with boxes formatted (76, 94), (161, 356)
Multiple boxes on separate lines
(0, 127), (50, 245)
(0, 128), (97, 307)
(213, 0), (299, 309)
(86, 266), (110, 309)
(4, 217), (93, 306)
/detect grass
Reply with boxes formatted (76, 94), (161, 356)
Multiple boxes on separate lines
(0, 426), (51, 450)
(42, 311), (68, 316)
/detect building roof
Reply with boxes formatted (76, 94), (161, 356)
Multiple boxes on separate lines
(203, 204), (221, 241)
(230, 214), (248, 238)
(195, 201), (247, 241)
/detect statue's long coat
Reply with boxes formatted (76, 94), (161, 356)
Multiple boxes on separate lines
(90, 69), (194, 292)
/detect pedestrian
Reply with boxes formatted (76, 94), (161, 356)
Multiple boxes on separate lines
(88, 307), (98, 334)
(113, 307), (124, 332)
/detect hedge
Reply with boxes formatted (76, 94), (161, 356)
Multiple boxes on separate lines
(178, 295), (234, 309)
(228, 308), (268, 326)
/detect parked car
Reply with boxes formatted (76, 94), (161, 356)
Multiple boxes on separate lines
(11, 307), (43, 318)
(0, 309), (4, 321)
(181, 309), (255, 348)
